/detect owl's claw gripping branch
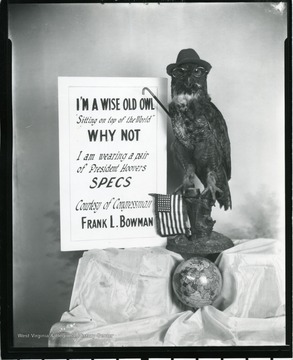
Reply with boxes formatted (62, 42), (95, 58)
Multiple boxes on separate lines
(201, 171), (223, 203)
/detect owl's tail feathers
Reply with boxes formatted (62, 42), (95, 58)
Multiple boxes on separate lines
(218, 183), (232, 211)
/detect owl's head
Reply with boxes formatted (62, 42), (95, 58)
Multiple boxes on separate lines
(166, 49), (211, 98)
(170, 63), (209, 98)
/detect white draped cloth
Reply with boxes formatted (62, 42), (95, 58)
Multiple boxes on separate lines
(49, 238), (285, 347)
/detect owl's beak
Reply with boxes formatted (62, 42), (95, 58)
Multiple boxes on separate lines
(187, 77), (193, 88)
(187, 76), (201, 88)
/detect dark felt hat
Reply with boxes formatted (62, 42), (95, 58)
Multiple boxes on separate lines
(166, 48), (212, 75)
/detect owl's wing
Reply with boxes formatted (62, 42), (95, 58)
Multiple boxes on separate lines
(171, 138), (195, 173)
(209, 102), (231, 180)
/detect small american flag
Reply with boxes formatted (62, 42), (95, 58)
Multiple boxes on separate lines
(150, 193), (188, 237)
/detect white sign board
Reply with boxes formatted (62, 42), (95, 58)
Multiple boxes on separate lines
(58, 77), (167, 251)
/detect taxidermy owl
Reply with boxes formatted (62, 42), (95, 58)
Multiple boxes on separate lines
(167, 48), (232, 210)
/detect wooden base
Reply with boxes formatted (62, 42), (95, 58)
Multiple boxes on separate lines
(166, 231), (234, 262)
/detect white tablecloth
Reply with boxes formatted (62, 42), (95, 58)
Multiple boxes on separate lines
(49, 238), (285, 347)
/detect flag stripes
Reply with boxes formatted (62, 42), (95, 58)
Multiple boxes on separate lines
(151, 194), (186, 237)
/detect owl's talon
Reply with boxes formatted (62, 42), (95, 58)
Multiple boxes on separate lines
(202, 186), (222, 204)
(202, 171), (223, 203)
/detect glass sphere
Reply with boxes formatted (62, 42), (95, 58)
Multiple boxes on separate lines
(172, 256), (222, 308)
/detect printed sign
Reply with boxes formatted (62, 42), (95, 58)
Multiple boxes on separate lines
(58, 77), (167, 250)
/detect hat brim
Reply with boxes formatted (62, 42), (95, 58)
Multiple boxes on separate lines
(166, 58), (212, 75)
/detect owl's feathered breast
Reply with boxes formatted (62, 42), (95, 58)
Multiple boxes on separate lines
(169, 94), (231, 181)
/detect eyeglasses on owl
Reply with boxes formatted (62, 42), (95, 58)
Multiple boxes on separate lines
(171, 65), (209, 79)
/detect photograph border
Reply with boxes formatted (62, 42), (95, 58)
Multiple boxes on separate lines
(1, 0), (292, 358)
